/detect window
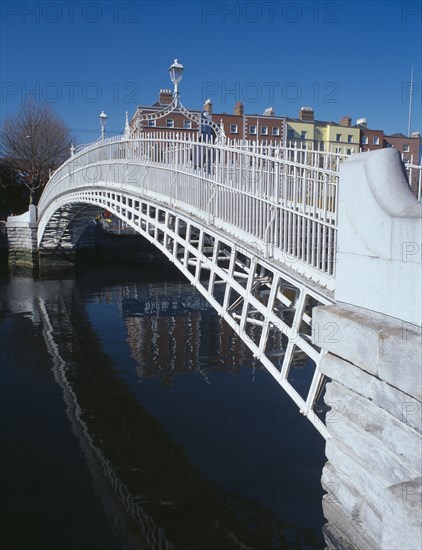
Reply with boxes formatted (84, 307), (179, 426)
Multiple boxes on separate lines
(230, 124), (238, 134)
(403, 144), (410, 152)
(373, 137), (379, 145)
(348, 134), (353, 143)
(336, 133), (342, 142)
(287, 129), (294, 139)
(184, 120), (192, 129)
(166, 119), (174, 128)
(249, 125), (257, 135)
(261, 126), (268, 135)
(361, 136), (368, 145)
(272, 127), (280, 136)
(347, 149), (352, 155)
(301, 130), (307, 139)
(148, 119), (156, 127)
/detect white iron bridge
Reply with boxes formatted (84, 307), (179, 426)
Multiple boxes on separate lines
(37, 133), (353, 439)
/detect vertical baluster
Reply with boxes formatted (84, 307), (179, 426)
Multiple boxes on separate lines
(321, 222), (327, 273)
(311, 219), (316, 268)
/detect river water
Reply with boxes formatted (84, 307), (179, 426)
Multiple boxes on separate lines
(0, 262), (326, 550)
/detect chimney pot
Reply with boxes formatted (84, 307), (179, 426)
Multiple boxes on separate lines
(204, 98), (213, 115)
(159, 89), (173, 105)
(234, 101), (244, 116)
(339, 115), (352, 127)
(299, 107), (314, 121)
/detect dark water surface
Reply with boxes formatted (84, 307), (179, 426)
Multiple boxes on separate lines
(0, 264), (326, 550)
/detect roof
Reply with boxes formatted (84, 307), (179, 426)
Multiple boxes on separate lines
(353, 124), (383, 131)
(386, 133), (408, 138)
(286, 118), (359, 129)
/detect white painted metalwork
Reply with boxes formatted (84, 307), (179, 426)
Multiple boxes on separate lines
(99, 110), (108, 140)
(39, 133), (344, 289)
(130, 59), (226, 143)
(37, 132), (350, 438)
(38, 296), (175, 548)
(404, 157), (422, 202)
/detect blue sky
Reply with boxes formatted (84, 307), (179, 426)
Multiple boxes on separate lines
(1, 0), (421, 144)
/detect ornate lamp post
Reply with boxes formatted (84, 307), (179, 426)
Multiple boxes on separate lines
(169, 59), (184, 101)
(99, 110), (108, 140)
(132, 59), (225, 143)
(71, 60), (225, 159)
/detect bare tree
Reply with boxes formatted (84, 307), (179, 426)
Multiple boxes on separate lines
(0, 100), (73, 204)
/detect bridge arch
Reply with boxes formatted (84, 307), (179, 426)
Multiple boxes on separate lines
(39, 202), (107, 251)
(37, 135), (339, 437)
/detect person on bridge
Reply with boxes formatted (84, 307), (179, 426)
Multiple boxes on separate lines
(191, 112), (216, 173)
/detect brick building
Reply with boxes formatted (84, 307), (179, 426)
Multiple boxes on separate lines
(129, 92), (286, 144)
(383, 132), (420, 163)
(354, 120), (421, 195)
(130, 89), (201, 136)
(354, 118), (384, 152)
(384, 133), (421, 195)
(129, 93), (420, 197)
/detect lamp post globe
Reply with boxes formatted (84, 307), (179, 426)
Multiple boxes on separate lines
(99, 110), (108, 140)
(169, 59), (184, 98)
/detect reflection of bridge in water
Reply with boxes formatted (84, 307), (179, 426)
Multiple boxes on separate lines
(5, 277), (324, 550)
(121, 282), (314, 396)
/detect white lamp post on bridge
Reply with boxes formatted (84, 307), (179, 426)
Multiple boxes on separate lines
(131, 59), (225, 143)
(169, 59), (184, 101)
(71, 59), (225, 159)
(99, 110), (108, 140)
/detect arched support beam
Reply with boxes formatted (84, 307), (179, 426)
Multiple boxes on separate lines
(38, 185), (331, 438)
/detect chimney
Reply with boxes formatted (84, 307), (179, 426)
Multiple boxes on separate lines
(234, 101), (244, 116)
(204, 98), (213, 115)
(339, 115), (352, 127)
(263, 107), (275, 117)
(159, 89), (173, 105)
(356, 117), (367, 128)
(299, 107), (314, 121)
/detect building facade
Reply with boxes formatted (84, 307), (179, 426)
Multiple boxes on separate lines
(286, 108), (360, 154)
(355, 119), (384, 152)
(129, 92), (286, 145)
(130, 89), (201, 137)
(354, 120), (421, 195)
(128, 93), (420, 197)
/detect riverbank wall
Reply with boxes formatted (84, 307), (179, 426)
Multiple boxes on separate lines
(2, 205), (168, 273)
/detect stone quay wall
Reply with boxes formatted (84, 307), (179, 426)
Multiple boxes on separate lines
(314, 304), (421, 550)
(5, 205), (38, 266)
(315, 148), (421, 549)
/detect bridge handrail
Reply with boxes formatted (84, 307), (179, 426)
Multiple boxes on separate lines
(49, 132), (347, 175)
(40, 134), (342, 215)
(39, 132), (346, 287)
(42, 133), (345, 199)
